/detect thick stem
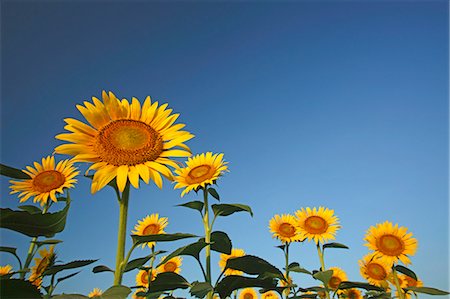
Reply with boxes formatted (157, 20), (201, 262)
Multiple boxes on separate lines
(316, 243), (331, 299)
(392, 267), (405, 299)
(148, 246), (156, 289)
(113, 182), (131, 286)
(21, 203), (51, 279)
(203, 188), (212, 299)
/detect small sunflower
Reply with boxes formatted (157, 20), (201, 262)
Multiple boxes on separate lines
(88, 288), (103, 298)
(359, 253), (391, 288)
(344, 289), (363, 299)
(269, 214), (303, 243)
(396, 274), (423, 299)
(295, 207), (340, 244)
(261, 291), (279, 299)
(29, 246), (56, 288)
(132, 288), (147, 299)
(0, 265), (12, 276)
(135, 269), (157, 287)
(157, 256), (182, 274)
(328, 267), (348, 291)
(132, 214), (168, 248)
(55, 91), (194, 193)
(218, 248), (245, 276)
(365, 221), (417, 265)
(174, 152), (228, 197)
(9, 156), (78, 205)
(239, 288), (258, 299)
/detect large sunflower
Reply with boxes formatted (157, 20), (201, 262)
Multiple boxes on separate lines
(359, 253), (391, 288)
(239, 288), (258, 299)
(29, 246), (56, 288)
(174, 152), (228, 197)
(0, 265), (12, 276)
(9, 156), (78, 205)
(327, 267), (348, 291)
(88, 288), (103, 298)
(269, 214), (303, 243)
(157, 256), (182, 274)
(295, 207), (340, 244)
(132, 214), (168, 248)
(135, 269), (157, 287)
(55, 91), (194, 193)
(364, 221), (417, 265)
(218, 248), (245, 276)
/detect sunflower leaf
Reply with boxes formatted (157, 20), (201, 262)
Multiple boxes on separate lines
(101, 285), (132, 299)
(338, 281), (385, 292)
(145, 272), (190, 293)
(0, 246), (22, 270)
(190, 281), (214, 298)
(44, 259), (98, 276)
(57, 271), (81, 284)
(312, 270), (333, 285)
(216, 275), (277, 299)
(18, 205), (42, 214)
(211, 204), (253, 217)
(287, 262), (312, 275)
(394, 265), (417, 280)
(405, 287), (450, 295)
(131, 233), (197, 246)
(124, 251), (166, 273)
(208, 188), (220, 201)
(322, 243), (349, 250)
(0, 200), (70, 238)
(157, 240), (208, 267)
(32, 239), (63, 247)
(0, 278), (43, 298)
(92, 265), (114, 274)
(176, 201), (204, 213)
(199, 231), (232, 255)
(225, 255), (284, 279)
(0, 163), (30, 179)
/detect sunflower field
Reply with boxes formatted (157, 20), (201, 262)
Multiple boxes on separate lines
(0, 91), (448, 299)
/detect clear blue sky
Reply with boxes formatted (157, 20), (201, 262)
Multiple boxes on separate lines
(1, 1), (448, 298)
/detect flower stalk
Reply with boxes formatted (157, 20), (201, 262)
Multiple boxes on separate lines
(316, 243), (331, 299)
(114, 182), (131, 286)
(203, 187), (213, 299)
(392, 266), (405, 299)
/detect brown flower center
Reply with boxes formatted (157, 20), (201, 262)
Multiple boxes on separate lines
(163, 261), (177, 272)
(141, 272), (149, 284)
(347, 290), (359, 299)
(328, 276), (342, 290)
(279, 223), (296, 238)
(366, 262), (387, 280)
(143, 224), (160, 235)
(95, 119), (163, 166)
(33, 171), (65, 193)
(186, 165), (214, 184)
(304, 216), (328, 234)
(377, 234), (404, 256)
(244, 293), (254, 299)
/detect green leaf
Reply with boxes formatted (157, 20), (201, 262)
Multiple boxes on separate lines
(216, 275), (277, 299)
(190, 281), (214, 298)
(57, 271), (81, 284)
(124, 251), (166, 273)
(0, 201), (70, 238)
(211, 204), (253, 217)
(158, 240), (208, 267)
(312, 270), (333, 285)
(0, 246), (17, 256)
(44, 259), (98, 276)
(0, 164), (30, 179)
(52, 295), (88, 299)
(177, 201), (204, 213)
(132, 233), (197, 246)
(394, 265), (417, 280)
(32, 239), (63, 247)
(225, 255), (284, 279)
(338, 281), (384, 292)
(18, 205), (42, 214)
(209, 231), (232, 254)
(208, 188), (220, 201)
(322, 243), (349, 250)
(405, 287), (450, 295)
(287, 262), (312, 275)
(147, 272), (190, 293)
(101, 285), (132, 299)
(0, 278), (42, 298)
(92, 265), (114, 273)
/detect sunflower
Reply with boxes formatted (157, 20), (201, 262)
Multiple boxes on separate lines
(239, 288), (258, 299)
(343, 289), (363, 299)
(174, 152), (228, 197)
(364, 221), (417, 265)
(132, 288), (147, 299)
(135, 269), (157, 287)
(29, 246), (56, 288)
(157, 256), (182, 274)
(88, 288), (103, 298)
(327, 267), (347, 291)
(359, 253), (391, 288)
(279, 276), (294, 296)
(295, 207), (340, 244)
(132, 214), (168, 248)
(9, 156), (78, 205)
(0, 265), (12, 276)
(269, 214), (303, 243)
(261, 291), (279, 299)
(218, 248), (245, 276)
(394, 274), (423, 299)
(55, 91), (194, 193)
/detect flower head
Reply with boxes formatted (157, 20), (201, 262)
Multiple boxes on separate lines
(29, 246), (56, 288)
(295, 207), (340, 244)
(328, 267), (348, 291)
(261, 291), (279, 299)
(359, 253), (391, 288)
(174, 152), (228, 197)
(365, 221), (417, 265)
(88, 288), (103, 298)
(157, 256), (182, 274)
(136, 269), (157, 287)
(344, 289), (363, 299)
(239, 288), (258, 299)
(9, 156), (78, 206)
(218, 248), (245, 276)
(55, 91), (194, 193)
(269, 214), (303, 243)
(132, 214), (168, 248)
(0, 265), (13, 276)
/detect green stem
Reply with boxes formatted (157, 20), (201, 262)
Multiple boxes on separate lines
(284, 243), (290, 299)
(316, 243), (331, 299)
(113, 182), (131, 286)
(20, 203), (51, 279)
(148, 246), (156, 289)
(202, 188), (212, 299)
(392, 267), (405, 299)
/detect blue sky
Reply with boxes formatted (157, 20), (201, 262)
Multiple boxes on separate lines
(1, 0), (448, 298)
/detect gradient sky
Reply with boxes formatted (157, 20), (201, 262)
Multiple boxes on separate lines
(1, 1), (448, 298)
